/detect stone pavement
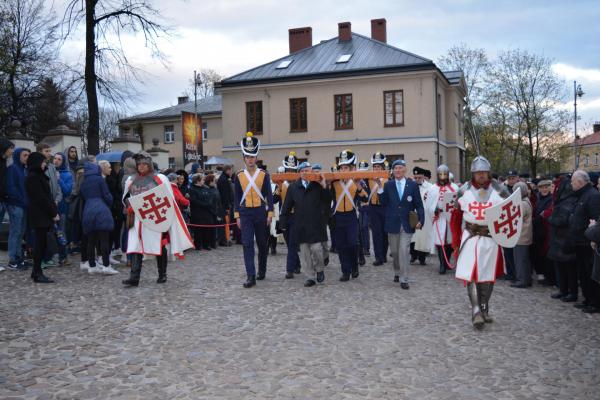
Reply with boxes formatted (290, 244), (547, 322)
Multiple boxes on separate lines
(1, 246), (599, 400)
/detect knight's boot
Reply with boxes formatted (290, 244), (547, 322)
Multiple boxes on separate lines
(467, 282), (484, 329)
(156, 253), (167, 283)
(479, 283), (494, 323)
(123, 254), (142, 286)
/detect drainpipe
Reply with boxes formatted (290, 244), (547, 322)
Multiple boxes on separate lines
(434, 75), (440, 168)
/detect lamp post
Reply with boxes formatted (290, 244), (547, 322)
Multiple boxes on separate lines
(574, 81), (584, 169)
(193, 70), (203, 168)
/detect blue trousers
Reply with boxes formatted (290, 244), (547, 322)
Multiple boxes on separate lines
(503, 247), (515, 279)
(368, 205), (388, 262)
(283, 215), (300, 273)
(359, 208), (370, 252)
(8, 205), (26, 263)
(334, 211), (358, 275)
(240, 208), (268, 277)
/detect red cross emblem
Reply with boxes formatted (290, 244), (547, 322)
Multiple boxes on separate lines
(468, 202), (492, 220)
(493, 201), (521, 238)
(139, 192), (171, 224)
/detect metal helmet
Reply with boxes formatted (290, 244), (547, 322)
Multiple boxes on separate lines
(437, 164), (450, 174)
(471, 156), (491, 173)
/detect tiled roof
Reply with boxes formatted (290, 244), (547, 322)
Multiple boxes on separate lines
(575, 131), (600, 146)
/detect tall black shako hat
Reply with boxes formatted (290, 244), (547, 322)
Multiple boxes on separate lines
(337, 149), (356, 167)
(240, 131), (260, 157)
(371, 152), (386, 165)
(282, 151), (299, 170)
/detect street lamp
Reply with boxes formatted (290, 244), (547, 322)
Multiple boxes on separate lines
(574, 81), (584, 169)
(193, 70), (203, 168)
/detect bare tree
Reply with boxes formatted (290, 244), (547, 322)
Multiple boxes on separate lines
(63, 0), (170, 155)
(488, 50), (570, 176)
(183, 68), (224, 100)
(438, 44), (489, 155)
(0, 0), (60, 135)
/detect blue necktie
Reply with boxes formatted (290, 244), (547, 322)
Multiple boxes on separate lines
(396, 180), (404, 200)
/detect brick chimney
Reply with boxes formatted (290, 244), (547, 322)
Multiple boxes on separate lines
(289, 27), (312, 54)
(371, 18), (387, 43)
(178, 96), (189, 104)
(338, 22), (352, 42)
(594, 121), (600, 134)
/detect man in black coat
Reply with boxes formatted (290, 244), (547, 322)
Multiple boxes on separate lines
(217, 166), (234, 246)
(280, 162), (331, 287)
(569, 170), (600, 313)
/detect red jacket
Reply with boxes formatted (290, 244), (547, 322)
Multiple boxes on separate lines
(171, 183), (190, 208)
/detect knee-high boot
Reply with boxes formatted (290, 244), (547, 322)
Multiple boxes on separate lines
(467, 282), (484, 329)
(478, 283), (494, 323)
(156, 248), (167, 283)
(123, 254), (143, 286)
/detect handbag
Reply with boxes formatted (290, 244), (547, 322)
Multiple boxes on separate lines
(409, 211), (419, 229)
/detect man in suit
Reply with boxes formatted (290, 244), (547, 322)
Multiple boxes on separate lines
(379, 159), (425, 289)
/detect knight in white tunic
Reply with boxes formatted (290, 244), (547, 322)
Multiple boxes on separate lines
(122, 152), (194, 287)
(411, 167), (433, 262)
(425, 164), (459, 274)
(450, 156), (508, 329)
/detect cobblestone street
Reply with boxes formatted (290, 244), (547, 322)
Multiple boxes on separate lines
(1, 246), (599, 400)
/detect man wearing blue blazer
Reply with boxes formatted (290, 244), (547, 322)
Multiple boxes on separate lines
(378, 159), (425, 289)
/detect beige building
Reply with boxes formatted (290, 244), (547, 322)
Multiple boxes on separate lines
(563, 122), (600, 172)
(119, 19), (466, 178)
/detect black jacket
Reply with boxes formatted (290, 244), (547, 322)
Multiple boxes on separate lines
(25, 152), (58, 229)
(547, 178), (577, 262)
(569, 183), (600, 246)
(105, 170), (123, 217)
(189, 184), (217, 226)
(280, 180), (331, 244)
(217, 172), (233, 211)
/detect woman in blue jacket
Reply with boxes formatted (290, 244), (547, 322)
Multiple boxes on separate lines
(79, 162), (117, 275)
(53, 152), (73, 264)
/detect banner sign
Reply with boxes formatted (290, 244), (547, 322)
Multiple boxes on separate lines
(181, 111), (203, 165)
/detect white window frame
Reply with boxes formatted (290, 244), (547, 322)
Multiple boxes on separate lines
(164, 125), (175, 144)
(202, 121), (208, 141)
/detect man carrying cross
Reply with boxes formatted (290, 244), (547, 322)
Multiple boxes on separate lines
(234, 132), (274, 288)
(450, 156), (509, 329)
(367, 152), (389, 266)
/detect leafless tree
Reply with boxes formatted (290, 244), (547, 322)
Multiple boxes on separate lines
(488, 49), (570, 176)
(0, 0), (60, 135)
(183, 68), (224, 100)
(62, 0), (170, 155)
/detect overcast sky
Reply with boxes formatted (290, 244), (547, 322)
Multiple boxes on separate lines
(58, 0), (600, 135)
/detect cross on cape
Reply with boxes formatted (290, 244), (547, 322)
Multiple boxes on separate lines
(468, 201), (492, 221)
(138, 193), (171, 225)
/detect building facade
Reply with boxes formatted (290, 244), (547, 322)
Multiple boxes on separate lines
(118, 18), (466, 178)
(564, 122), (600, 172)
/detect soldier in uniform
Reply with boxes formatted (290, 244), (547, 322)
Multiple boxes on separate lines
(367, 152), (388, 266)
(234, 132), (274, 288)
(122, 152), (194, 287)
(330, 150), (368, 281)
(274, 151), (301, 279)
(425, 164), (459, 274)
(450, 156), (509, 329)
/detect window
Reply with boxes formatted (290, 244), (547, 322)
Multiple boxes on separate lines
(384, 90), (404, 127)
(164, 125), (174, 143)
(276, 60), (292, 69)
(246, 101), (263, 135)
(595, 153), (599, 166)
(336, 54), (352, 63)
(202, 121), (208, 140)
(289, 98), (307, 132)
(436, 93), (442, 130)
(584, 154), (589, 167)
(168, 157), (176, 169)
(334, 94), (353, 130)
(458, 103), (463, 135)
